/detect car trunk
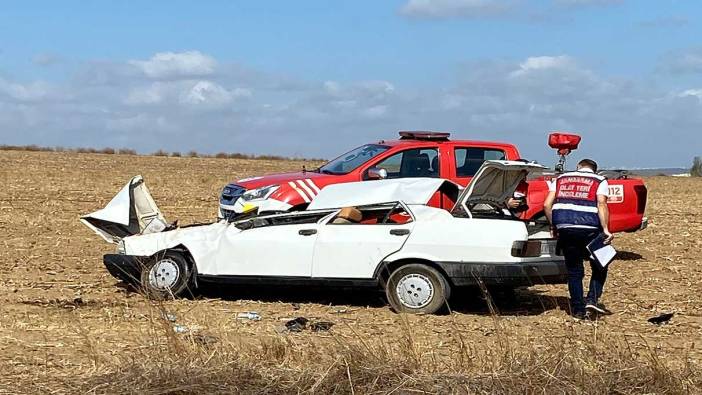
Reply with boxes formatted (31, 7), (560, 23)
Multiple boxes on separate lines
(452, 160), (547, 217)
(451, 161), (559, 252)
(80, 175), (168, 243)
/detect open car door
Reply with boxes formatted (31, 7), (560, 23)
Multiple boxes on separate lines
(452, 160), (547, 217)
(80, 175), (168, 243)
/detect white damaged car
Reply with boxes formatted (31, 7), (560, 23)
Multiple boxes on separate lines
(81, 160), (565, 314)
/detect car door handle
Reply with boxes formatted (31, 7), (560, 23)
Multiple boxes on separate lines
(389, 229), (410, 236)
(298, 229), (317, 236)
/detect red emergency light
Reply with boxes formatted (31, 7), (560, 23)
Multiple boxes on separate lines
(548, 132), (582, 173)
(548, 132), (581, 156)
(399, 131), (451, 141)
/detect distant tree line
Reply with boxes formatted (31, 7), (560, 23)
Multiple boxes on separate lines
(692, 157), (702, 177)
(0, 144), (324, 162)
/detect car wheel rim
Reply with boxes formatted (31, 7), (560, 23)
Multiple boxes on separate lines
(148, 258), (180, 290)
(396, 273), (434, 309)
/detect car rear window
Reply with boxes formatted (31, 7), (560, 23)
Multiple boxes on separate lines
(455, 147), (505, 177)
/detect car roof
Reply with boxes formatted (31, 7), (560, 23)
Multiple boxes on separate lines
(307, 178), (456, 210)
(378, 138), (517, 150)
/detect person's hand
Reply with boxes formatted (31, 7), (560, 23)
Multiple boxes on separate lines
(550, 226), (558, 238)
(603, 229), (614, 244)
(506, 198), (520, 209)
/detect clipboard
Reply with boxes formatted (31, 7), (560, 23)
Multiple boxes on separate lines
(587, 233), (616, 268)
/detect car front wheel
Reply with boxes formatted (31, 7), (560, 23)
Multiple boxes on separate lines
(140, 251), (194, 299)
(385, 264), (451, 314)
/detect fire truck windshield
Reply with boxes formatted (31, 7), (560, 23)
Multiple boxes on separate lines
(318, 144), (389, 175)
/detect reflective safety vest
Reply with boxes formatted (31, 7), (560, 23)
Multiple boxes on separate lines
(552, 171), (606, 229)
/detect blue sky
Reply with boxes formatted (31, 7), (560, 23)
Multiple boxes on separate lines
(1, 0), (701, 167)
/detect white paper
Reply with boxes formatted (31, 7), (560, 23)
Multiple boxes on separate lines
(592, 244), (616, 267)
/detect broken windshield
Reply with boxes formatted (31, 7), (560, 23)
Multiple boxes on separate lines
(318, 144), (389, 175)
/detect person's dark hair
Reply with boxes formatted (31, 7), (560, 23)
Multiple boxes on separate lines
(578, 159), (598, 172)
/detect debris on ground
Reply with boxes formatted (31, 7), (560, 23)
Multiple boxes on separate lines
(192, 333), (219, 347)
(285, 317), (309, 332)
(310, 321), (334, 332)
(281, 317), (334, 333)
(162, 312), (177, 322)
(173, 324), (189, 334)
(236, 311), (262, 321)
(648, 312), (674, 325)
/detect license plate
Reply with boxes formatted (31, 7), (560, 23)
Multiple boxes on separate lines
(540, 241), (557, 256)
(608, 185), (624, 203)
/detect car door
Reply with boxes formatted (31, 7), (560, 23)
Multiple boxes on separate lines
(311, 204), (415, 279)
(213, 222), (319, 277)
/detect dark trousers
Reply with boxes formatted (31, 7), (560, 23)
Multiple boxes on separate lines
(557, 228), (608, 315)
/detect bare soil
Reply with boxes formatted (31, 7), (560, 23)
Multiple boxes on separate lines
(1, 151), (701, 394)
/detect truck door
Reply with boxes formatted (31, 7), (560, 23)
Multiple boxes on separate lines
(362, 147), (440, 180)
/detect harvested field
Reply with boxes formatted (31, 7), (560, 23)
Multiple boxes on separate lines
(1, 150), (701, 394)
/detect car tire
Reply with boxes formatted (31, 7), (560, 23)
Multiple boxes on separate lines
(385, 264), (451, 314)
(140, 251), (194, 300)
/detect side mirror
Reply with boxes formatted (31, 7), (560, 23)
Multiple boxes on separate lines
(366, 167), (388, 180)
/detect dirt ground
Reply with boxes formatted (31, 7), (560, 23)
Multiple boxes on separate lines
(1, 150), (701, 393)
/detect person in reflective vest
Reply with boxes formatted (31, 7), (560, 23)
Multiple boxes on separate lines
(544, 159), (613, 319)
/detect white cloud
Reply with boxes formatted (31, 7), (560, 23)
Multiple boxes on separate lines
(232, 87), (253, 98)
(323, 81), (340, 94)
(679, 89), (702, 100)
(510, 55), (576, 76)
(32, 53), (61, 66)
(400, 0), (513, 18)
(1, 50), (701, 167)
(399, 0), (621, 19)
(661, 48), (702, 74)
(106, 113), (170, 133)
(179, 81), (233, 106)
(124, 83), (165, 105)
(554, 0), (623, 7)
(0, 79), (62, 102)
(124, 80), (251, 107)
(638, 16), (688, 29)
(362, 105), (388, 118)
(129, 51), (217, 79)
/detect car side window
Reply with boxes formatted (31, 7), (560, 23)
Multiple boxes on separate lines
(454, 147), (505, 177)
(373, 148), (439, 179)
(329, 204), (413, 225)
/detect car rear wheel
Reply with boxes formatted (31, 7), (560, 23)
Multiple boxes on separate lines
(386, 264), (451, 314)
(140, 251), (193, 299)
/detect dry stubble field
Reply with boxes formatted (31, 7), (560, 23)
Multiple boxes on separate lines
(1, 150), (701, 394)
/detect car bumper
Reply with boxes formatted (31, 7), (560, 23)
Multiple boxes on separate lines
(437, 260), (567, 287)
(103, 254), (148, 284)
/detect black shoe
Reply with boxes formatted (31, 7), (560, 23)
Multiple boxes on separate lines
(586, 302), (611, 315)
(572, 312), (587, 320)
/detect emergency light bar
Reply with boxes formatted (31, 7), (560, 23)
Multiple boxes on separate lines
(548, 132), (582, 173)
(399, 131), (451, 141)
(548, 132), (581, 155)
